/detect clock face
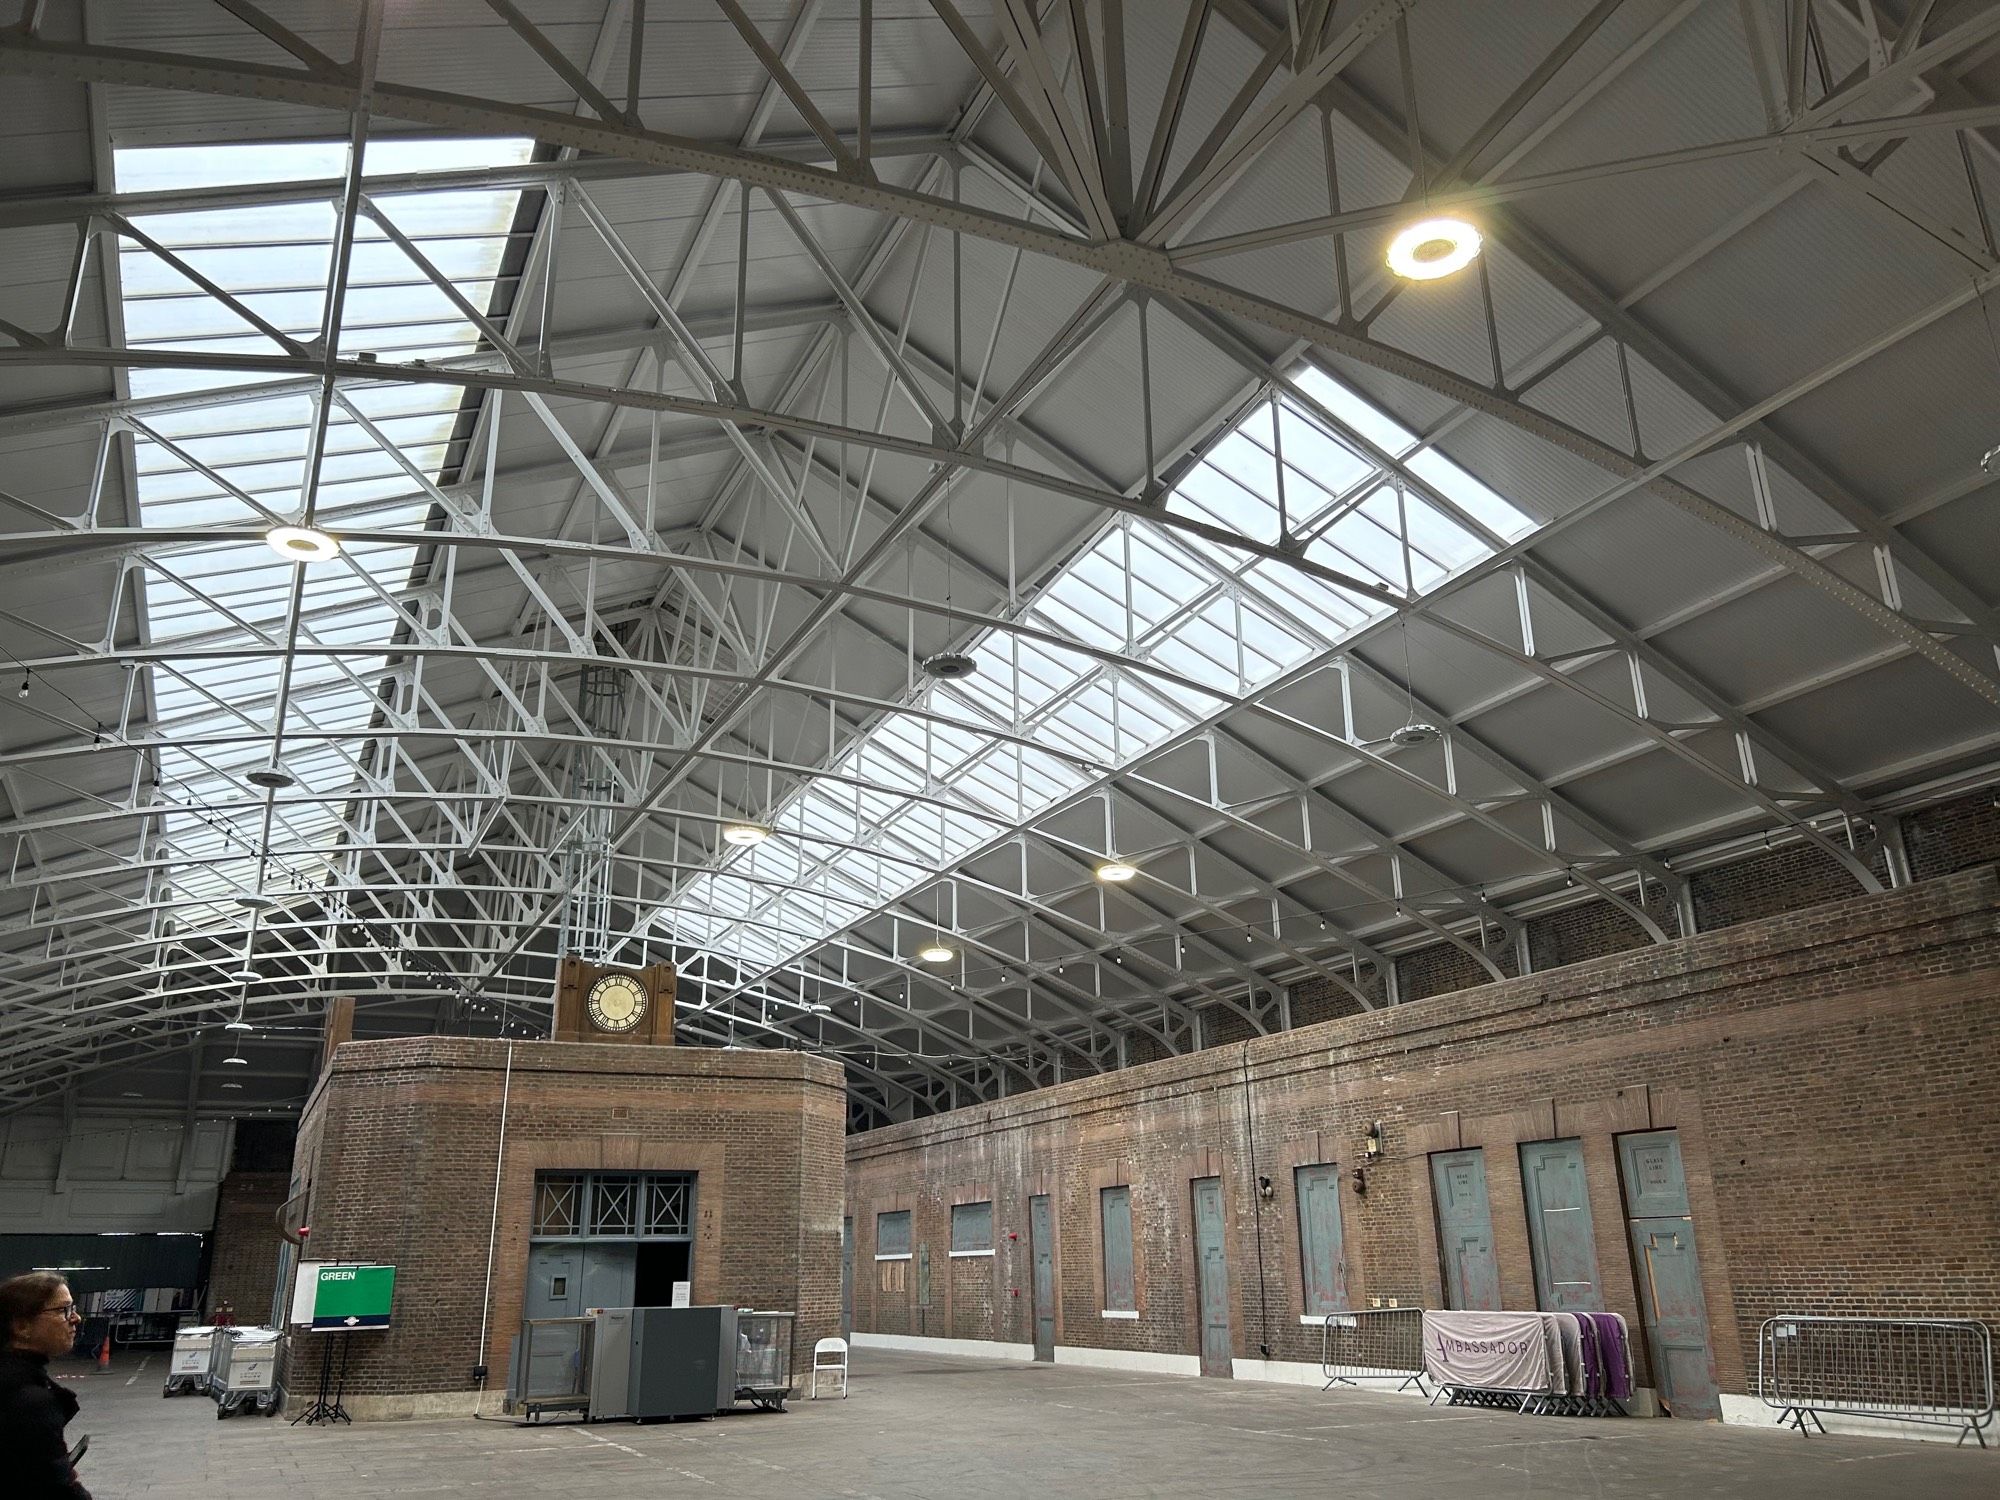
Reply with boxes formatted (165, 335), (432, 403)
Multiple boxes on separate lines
(585, 973), (647, 1033)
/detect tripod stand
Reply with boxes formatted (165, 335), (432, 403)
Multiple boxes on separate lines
(289, 1334), (352, 1425)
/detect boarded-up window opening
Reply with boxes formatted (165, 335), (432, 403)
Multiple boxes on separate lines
(876, 1209), (912, 1259)
(1101, 1185), (1136, 1312)
(951, 1201), (993, 1254)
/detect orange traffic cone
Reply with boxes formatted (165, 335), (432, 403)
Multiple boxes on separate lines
(97, 1330), (111, 1369)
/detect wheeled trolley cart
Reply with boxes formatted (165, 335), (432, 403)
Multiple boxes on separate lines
(163, 1325), (218, 1397)
(213, 1327), (282, 1417)
(733, 1310), (796, 1412)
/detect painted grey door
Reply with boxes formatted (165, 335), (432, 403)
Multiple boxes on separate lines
(1521, 1139), (1604, 1313)
(1191, 1177), (1232, 1378)
(522, 1244), (583, 1398)
(840, 1216), (853, 1336)
(1294, 1164), (1348, 1316)
(580, 1241), (637, 1311)
(1029, 1194), (1056, 1362)
(1431, 1149), (1502, 1310)
(1618, 1130), (1721, 1419)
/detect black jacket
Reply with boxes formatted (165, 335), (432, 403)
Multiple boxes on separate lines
(0, 1348), (92, 1499)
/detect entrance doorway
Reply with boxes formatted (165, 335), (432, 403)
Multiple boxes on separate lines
(526, 1170), (696, 1319)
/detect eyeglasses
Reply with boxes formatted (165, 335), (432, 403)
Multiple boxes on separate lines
(42, 1303), (80, 1321)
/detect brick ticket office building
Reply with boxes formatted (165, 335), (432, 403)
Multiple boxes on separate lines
(273, 962), (846, 1420)
(845, 865), (2000, 1425)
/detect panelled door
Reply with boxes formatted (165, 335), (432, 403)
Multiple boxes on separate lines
(1618, 1130), (1721, 1419)
(1029, 1194), (1056, 1362)
(1521, 1139), (1605, 1313)
(1295, 1164), (1348, 1315)
(1431, 1149), (1502, 1310)
(522, 1244), (583, 1396)
(1191, 1177), (1233, 1378)
(579, 1242), (636, 1311)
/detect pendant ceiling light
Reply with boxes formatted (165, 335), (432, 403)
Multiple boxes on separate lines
(1385, 216), (1481, 281)
(264, 525), (341, 562)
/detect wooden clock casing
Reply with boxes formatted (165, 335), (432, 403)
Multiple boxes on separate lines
(552, 955), (677, 1044)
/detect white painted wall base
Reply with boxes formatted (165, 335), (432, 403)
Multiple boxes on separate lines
(850, 1331), (1035, 1363)
(1718, 1392), (1993, 1447)
(1053, 1344), (1201, 1377)
(1231, 1357), (1329, 1387)
(852, 1331), (1199, 1377)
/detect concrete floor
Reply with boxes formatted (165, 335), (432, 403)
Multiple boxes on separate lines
(61, 1346), (1993, 1498)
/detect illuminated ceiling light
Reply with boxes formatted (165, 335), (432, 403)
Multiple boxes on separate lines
(1096, 860), (1139, 883)
(221, 1081), (244, 1090)
(1385, 216), (1481, 281)
(224, 1018), (253, 1033)
(917, 942), (956, 964)
(721, 822), (770, 847)
(264, 525), (341, 562)
(228, 968), (260, 984)
(222, 1053), (249, 1067)
(245, 765), (295, 790)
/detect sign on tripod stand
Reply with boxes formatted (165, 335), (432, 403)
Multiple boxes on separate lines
(308, 1264), (395, 1331)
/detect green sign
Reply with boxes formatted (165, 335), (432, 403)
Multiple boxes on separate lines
(310, 1264), (395, 1331)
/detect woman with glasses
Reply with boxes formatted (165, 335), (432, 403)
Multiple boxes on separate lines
(0, 1271), (92, 1499)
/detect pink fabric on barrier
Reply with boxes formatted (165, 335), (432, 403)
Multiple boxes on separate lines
(1422, 1310), (1556, 1394)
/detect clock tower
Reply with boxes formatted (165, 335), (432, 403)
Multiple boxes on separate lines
(551, 955), (678, 1044)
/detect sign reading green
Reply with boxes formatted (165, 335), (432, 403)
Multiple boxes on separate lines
(310, 1264), (396, 1332)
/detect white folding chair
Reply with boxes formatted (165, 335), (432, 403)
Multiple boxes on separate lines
(810, 1335), (849, 1399)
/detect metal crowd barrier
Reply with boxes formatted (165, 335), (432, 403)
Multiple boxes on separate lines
(1318, 1308), (1429, 1396)
(1758, 1316), (1995, 1447)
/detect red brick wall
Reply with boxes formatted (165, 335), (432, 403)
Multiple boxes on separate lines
(286, 1038), (845, 1401)
(845, 868), (2000, 1397)
(206, 1170), (288, 1324)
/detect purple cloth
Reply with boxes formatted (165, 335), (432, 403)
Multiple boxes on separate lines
(1581, 1314), (1632, 1400)
(1571, 1312), (1602, 1397)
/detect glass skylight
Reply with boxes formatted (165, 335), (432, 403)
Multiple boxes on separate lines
(657, 366), (1533, 991)
(113, 136), (534, 928)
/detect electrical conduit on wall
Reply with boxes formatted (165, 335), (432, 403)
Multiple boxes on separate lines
(474, 1042), (515, 1409)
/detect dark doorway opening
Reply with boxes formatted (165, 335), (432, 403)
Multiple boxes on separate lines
(634, 1240), (691, 1306)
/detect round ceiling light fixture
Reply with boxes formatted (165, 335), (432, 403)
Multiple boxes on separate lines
(721, 822), (770, 847)
(245, 766), (295, 790)
(917, 942), (956, 964)
(1385, 216), (1482, 281)
(264, 525), (341, 563)
(222, 1053), (249, 1067)
(223, 1017), (253, 1032)
(1095, 859), (1139, 883)
(920, 650), (978, 680)
(221, 1080), (244, 1090)
(232, 894), (276, 912)
(1389, 721), (1442, 747)
(228, 968), (260, 984)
